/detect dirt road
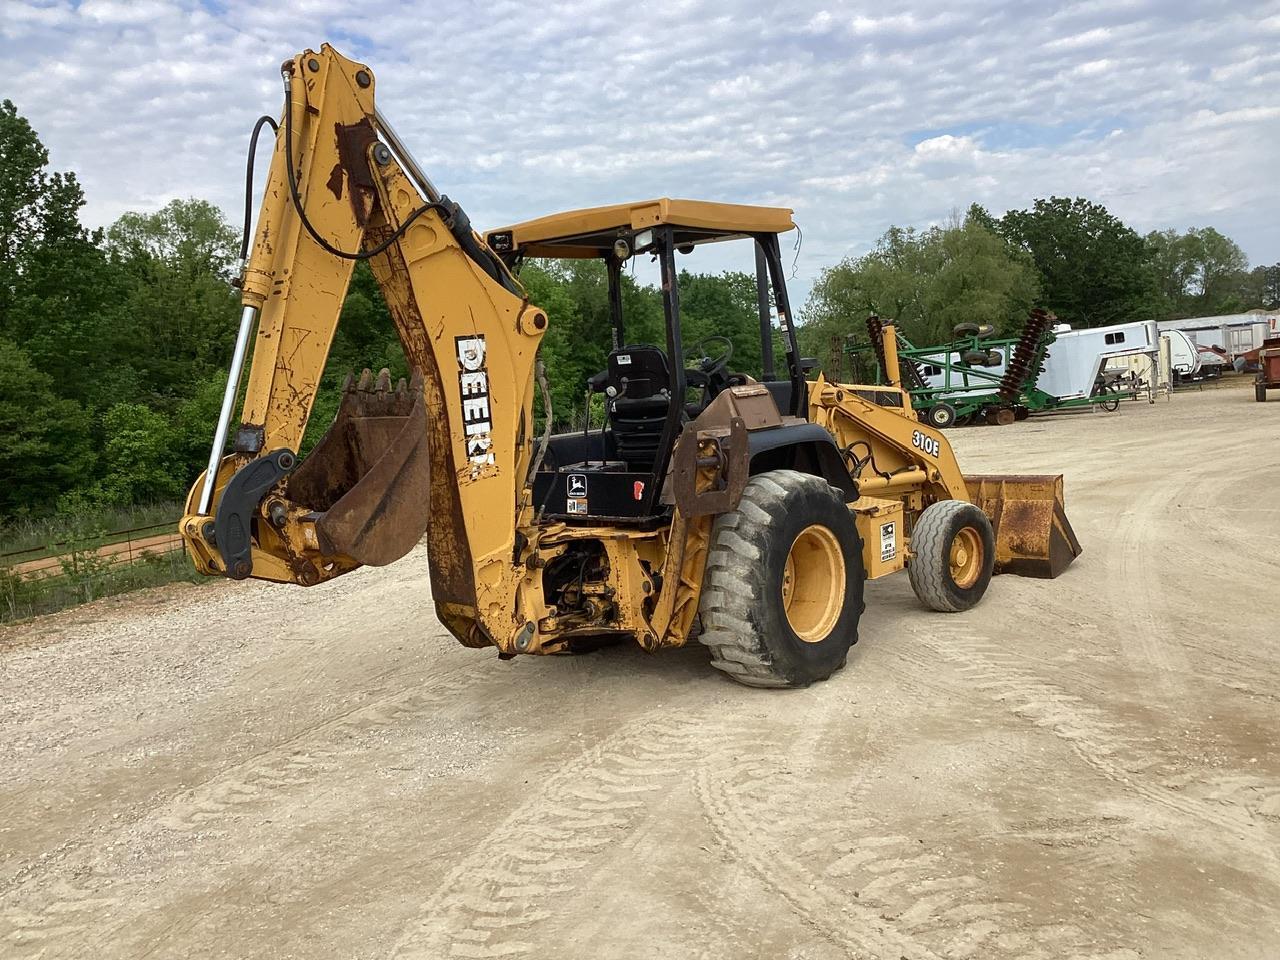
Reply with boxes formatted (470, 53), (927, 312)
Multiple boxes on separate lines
(2, 382), (1278, 959)
(10, 531), (182, 579)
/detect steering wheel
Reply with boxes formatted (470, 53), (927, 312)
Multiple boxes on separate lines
(690, 335), (734, 378)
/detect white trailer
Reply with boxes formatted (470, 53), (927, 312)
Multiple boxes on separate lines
(1157, 314), (1278, 362)
(1037, 320), (1161, 401)
(1165, 329), (1201, 379)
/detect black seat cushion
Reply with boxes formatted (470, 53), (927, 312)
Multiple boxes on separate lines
(606, 346), (673, 470)
(608, 346), (669, 400)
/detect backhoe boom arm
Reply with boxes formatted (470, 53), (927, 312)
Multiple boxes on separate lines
(180, 45), (548, 651)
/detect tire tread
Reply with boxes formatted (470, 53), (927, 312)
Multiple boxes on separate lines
(698, 470), (860, 686)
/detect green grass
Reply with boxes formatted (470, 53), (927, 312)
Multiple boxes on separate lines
(0, 501), (183, 560)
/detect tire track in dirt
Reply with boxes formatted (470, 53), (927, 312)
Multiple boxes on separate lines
(1106, 463), (1209, 690)
(913, 623), (1280, 845)
(0, 659), (495, 956)
(390, 714), (718, 959)
(692, 712), (1116, 960)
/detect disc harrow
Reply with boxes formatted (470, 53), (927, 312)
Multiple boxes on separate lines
(998, 308), (1056, 403)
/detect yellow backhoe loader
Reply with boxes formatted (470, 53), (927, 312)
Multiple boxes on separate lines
(179, 45), (1081, 687)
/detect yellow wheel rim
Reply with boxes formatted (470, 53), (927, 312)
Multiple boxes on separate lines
(781, 524), (845, 643)
(949, 526), (983, 589)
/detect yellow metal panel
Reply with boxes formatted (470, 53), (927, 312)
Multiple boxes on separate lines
(852, 497), (905, 580)
(488, 198), (796, 258)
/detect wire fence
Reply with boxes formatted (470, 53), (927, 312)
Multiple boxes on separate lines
(0, 521), (197, 624)
(0, 521), (185, 578)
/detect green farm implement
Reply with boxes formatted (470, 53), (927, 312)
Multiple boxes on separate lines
(843, 311), (1140, 427)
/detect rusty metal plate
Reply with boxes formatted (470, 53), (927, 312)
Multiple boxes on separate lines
(671, 417), (749, 518)
(964, 473), (1083, 579)
(289, 369), (431, 566)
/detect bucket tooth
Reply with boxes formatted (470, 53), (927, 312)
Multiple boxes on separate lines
(964, 473), (1082, 578)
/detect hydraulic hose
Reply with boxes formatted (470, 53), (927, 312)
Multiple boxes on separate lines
(281, 71), (445, 261)
(238, 114), (277, 269)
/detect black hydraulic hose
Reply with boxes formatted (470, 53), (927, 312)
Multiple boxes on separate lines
(281, 74), (447, 261)
(843, 440), (893, 481)
(239, 115), (278, 264)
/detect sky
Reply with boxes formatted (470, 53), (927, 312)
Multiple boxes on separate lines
(2, 0), (1278, 309)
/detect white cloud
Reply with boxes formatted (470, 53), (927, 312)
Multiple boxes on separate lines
(0, 0), (1275, 310)
(1045, 26), (1113, 49)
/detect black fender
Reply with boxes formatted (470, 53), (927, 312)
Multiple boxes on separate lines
(745, 423), (858, 502)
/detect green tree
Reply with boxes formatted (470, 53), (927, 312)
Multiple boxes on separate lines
(678, 270), (765, 377)
(519, 261), (586, 424)
(91, 402), (181, 505)
(0, 337), (94, 518)
(799, 213), (1040, 355)
(996, 197), (1156, 327)
(1147, 226), (1252, 317)
(105, 198), (241, 400)
(1246, 263), (1280, 310)
(324, 261), (406, 381)
(0, 100), (120, 400)
(172, 374), (229, 475)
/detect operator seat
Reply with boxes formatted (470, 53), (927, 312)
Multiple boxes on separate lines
(605, 345), (674, 471)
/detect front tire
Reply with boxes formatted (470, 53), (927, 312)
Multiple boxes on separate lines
(698, 471), (864, 688)
(908, 500), (995, 612)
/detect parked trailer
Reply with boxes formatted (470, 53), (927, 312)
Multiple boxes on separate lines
(1256, 337), (1280, 402)
(1157, 314), (1278, 365)
(1165, 329), (1201, 380)
(1035, 321), (1160, 401)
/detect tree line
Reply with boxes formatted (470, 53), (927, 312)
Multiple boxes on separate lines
(0, 101), (771, 522)
(799, 199), (1278, 355)
(2, 98), (1275, 523)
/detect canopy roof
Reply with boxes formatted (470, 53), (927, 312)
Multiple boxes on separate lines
(485, 198), (795, 259)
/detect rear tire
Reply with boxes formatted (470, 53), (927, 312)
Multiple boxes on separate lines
(698, 470), (864, 688)
(908, 500), (995, 613)
(1257, 383), (1267, 402)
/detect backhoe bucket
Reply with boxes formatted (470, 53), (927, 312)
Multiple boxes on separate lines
(964, 474), (1082, 579)
(287, 369), (431, 567)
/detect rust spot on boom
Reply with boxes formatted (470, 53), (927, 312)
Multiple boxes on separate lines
(334, 118), (379, 227)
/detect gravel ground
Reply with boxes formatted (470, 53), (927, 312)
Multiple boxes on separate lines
(1, 378), (1278, 959)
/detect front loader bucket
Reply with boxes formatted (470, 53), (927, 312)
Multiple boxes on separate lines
(287, 369), (430, 567)
(964, 474), (1082, 579)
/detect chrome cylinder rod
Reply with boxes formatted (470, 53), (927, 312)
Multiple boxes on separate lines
(197, 304), (257, 515)
(373, 108), (441, 203)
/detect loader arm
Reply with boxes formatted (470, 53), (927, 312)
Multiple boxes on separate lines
(180, 45), (548, 650)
